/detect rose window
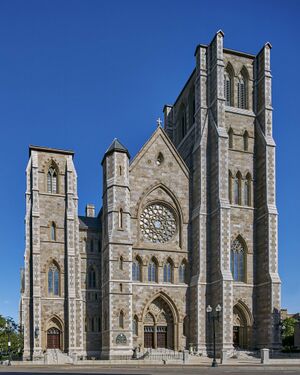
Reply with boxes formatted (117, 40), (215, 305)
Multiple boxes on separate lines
(140, 204), (177, 243)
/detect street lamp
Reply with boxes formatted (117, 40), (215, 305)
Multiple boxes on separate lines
(206, 304), (222, 367)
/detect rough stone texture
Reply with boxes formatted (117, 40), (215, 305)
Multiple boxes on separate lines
(20, 31), (281, 360)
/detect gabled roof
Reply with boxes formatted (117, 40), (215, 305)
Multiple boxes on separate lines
(101, 138), (130, 164)
(129, 126), (189, 178)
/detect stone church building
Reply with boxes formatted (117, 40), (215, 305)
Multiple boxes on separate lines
(20, 31), (281, 360)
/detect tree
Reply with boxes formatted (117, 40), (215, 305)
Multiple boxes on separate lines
(0, 315), (23, 359)
(282, 317), (297, 349)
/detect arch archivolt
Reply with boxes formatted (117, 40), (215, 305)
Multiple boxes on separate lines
(42, 257), (63, 273)
(232, 299), (253, 349)
(41, 157), (63, 174)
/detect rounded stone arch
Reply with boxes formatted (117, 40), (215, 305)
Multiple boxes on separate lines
(136, 183), (185, 248)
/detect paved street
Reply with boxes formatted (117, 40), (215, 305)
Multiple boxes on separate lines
(1, 366), (300, 375)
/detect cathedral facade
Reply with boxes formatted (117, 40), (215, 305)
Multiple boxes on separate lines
(20, 31), (281, 360)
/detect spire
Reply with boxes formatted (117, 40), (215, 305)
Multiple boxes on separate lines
(102, 138), (130, 164)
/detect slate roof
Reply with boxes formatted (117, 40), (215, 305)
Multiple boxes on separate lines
(78, 216), (100, 230)
(101, 138), (130, 163)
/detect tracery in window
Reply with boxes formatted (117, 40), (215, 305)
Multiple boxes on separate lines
(163, 259), (173, 283)
(47, 165), (58, 194)
(148, 258), (158, 282)
(234, 172), (242, 205)
(179, 261), (187, 283)
(140, 204), (177, 244)
(244, 173), (252, 206)
(224, 63), (234, 106)
(231, 237), (246, 282)
(237, 68), (249, 109)
(48, 262), (59, 296)
(132, 257), (141, 281)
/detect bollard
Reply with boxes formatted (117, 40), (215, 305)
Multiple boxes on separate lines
(260, 348), (270, 364)
(221, 349), (227, 364)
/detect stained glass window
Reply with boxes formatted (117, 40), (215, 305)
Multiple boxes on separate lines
(231, 238), (245, 282)
(48, 263), (59, 295)
(148, 260), (157, 282)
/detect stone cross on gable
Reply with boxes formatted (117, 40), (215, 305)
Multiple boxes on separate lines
(156, 117), (162, 127)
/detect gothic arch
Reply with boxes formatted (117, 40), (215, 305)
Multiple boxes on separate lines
(45, 315), (64, 350)
(142, 291), (180, 324)
(136, 183), (184, 247)
(233, 300), (253, 349)
(141, 291), (180, 350)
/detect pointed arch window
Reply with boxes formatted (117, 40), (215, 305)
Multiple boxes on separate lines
(148, 259), (157, 282)
(224, 72), (232, 106)
(243, 131), (249, 151)
(119, 256), (124, 270)
(119, 310), (124, 329)
(132, 257), (141, 281)
(90, 239), (94, 252)
(163, 260), (173, 283)
(237, 69), (248, 109)
(231, 238), (246, 282)
(228, 170), (233, 204)
(119, 208), (123, 229)
(133, 315), (138, 336)
(48, 263), (59, 296)
(234, 173), (242, 205)
(179, 261), (187, 283)
(47, 167), (58, 194)
(228, 128), (234, 149)
(50, 222), (56, 241)
(244, 174), (252, 206)
(88, 267), (96, 289)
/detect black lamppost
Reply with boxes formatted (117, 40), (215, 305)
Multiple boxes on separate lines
(206, 304), (222, 367)
(5, 321), (11, 365)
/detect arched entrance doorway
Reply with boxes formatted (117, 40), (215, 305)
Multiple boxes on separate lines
(143, 296), (175, 350)
(47, 327), (60, 349)
(46, 316), (63, 350)
(233, 302), (253, 349)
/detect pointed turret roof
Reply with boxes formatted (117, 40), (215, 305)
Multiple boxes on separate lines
(102, 138), (130, 164)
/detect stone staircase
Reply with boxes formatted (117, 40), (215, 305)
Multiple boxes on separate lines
(44, 349), (73, 365)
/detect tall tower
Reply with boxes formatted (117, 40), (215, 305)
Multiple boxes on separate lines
(163, 31), (281, 352)
(21, 146), (84, 359)
(101, 139), (133, 359)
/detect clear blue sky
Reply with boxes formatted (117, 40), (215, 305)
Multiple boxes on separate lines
(0, 0), (299, 321)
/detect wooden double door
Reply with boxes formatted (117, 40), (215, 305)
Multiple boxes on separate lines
(47, 327), (61, 349)
(144, 326), (168, 349)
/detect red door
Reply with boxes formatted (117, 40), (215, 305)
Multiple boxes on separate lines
(47, 327), (60, 349)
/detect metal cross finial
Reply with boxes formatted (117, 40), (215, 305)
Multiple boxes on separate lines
(156, 117), (162, 127)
